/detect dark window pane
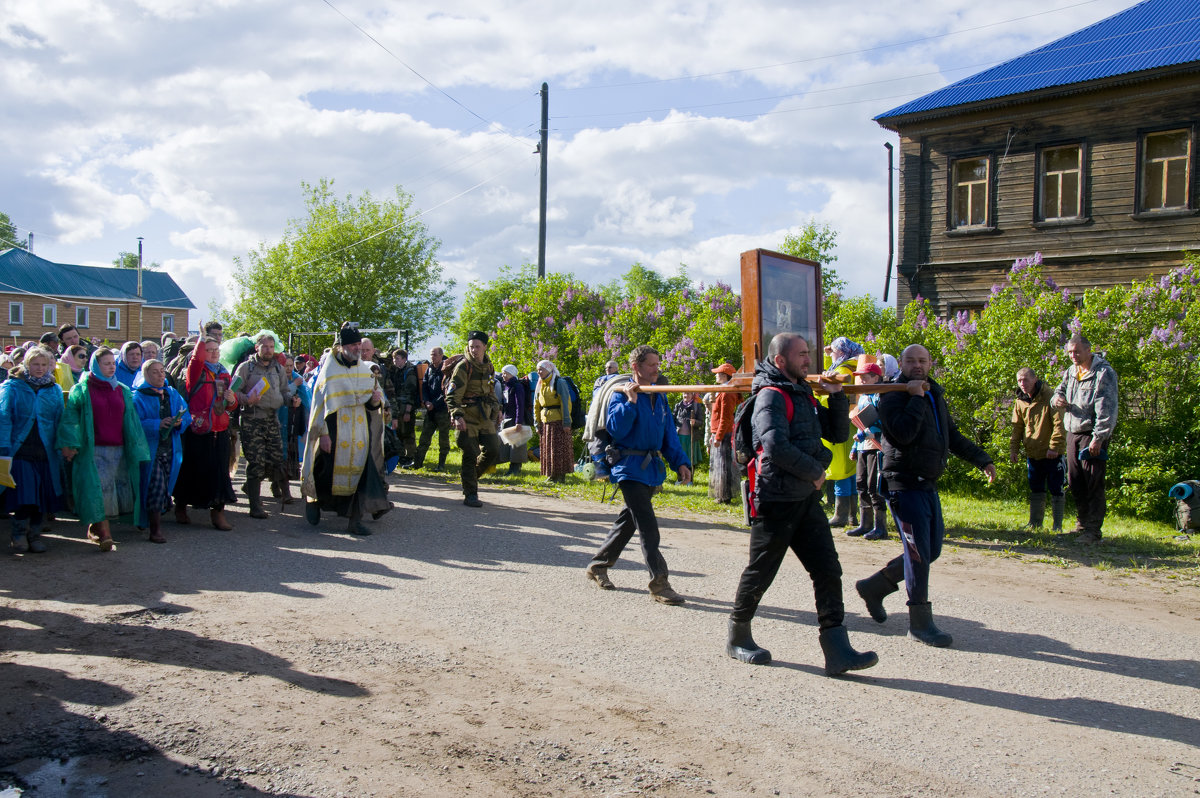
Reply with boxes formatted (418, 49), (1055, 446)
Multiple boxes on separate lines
(1147, 130), (1189, 159)
(1061, 172), (1079, 216)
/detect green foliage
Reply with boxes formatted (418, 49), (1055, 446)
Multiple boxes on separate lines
(225, 179), (452, 352)
(778, 220), (845, 319)
(454, 265), (741, 386)
(0, 211), (26, 250)
(112, 250), (161, 270)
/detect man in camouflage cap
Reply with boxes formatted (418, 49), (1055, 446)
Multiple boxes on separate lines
(446, 331), (501, 507)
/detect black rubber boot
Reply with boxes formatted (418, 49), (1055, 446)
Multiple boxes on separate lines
(305, 501), (321, 526)
(726, 619), (771, 665)
(1051, 494), (1065, 532)
(855, 570), (899, 623)
(863, 509), (889, 541)
(846, 504), (872, 537)
(244, 480), (269, 519)
(828, 495), (852, 527)
(1025, 492), (1046, 530)
(908, 602), (953, 647)
(819, 625), (878, 676)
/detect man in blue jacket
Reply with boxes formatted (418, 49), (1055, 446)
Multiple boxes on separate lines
(726, 333), (878, 675)
(585, 345), (692, 604)
(856, 344), (996, 648)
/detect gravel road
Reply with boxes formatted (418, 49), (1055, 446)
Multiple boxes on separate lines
(2, 471), (1198, 797)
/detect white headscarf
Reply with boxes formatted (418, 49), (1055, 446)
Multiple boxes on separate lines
(879, 353), (901, 382)
(536, 359), (557, 378)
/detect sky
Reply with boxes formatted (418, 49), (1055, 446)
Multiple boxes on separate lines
(0, 0), (1138, 335)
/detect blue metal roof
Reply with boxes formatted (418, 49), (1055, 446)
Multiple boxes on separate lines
(0, 248), (195, 309)
(877, 0), (1200, 122)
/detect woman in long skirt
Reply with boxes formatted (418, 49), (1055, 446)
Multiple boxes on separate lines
(707, 364), (742, 503)
(58, 348), (150, 551)
(133, 359), (190, 543)
(173, 337), (238, 530)
(533, 360), (574, 483)
(0, 346), (64, 553)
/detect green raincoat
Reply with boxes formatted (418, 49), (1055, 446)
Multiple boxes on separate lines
(57, 372), (151, 525)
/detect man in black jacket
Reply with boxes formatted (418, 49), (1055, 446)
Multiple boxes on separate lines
(726, 332), (878, 675)
(856, 344), (996, 647)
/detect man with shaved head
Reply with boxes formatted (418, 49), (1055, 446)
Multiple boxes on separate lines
(856, 344), (996, 648)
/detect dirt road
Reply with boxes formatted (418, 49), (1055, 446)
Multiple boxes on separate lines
(3, 473), (1199, 797)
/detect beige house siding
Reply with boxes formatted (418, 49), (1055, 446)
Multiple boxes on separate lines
(2, 291), (187, 347)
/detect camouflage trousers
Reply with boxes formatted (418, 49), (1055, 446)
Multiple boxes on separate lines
(241, 413), (286, 484)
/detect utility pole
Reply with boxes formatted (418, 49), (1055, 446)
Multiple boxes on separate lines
(137, 236), (144, 341)
(537, 82), (548, 279)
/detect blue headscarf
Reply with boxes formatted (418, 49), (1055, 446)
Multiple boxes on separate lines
(827, 337), (865, 372)
(88, 350), (121, 389)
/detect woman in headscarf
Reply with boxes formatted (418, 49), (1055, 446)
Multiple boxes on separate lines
(0, 346), (64, 553)
(822, 336), (864, 527)
(114, 341), (143, 388)
(55, 344), (89, 394)
(707, 363), (743, 502)
(173, 336), (238, 530)
(57, 348), (150, 551)
(533, 359), (573, 483)
(132, 359), (190, 544)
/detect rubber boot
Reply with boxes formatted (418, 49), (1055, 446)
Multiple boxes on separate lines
(648, 574), (685, 605)
(1025, 493), (1046, 531)
(864, 509), (889, 541)
(849, 501), (859, 528)
(245, 480), (269, 519)
(305, 501), (321, 526)
(907, 602), (953, 647)
(856, 570), (899, 623)
(726, 619), (771, 665)
(147, 512), (166, 544)
(10, 518), (30, 553)
(1051, 494), (1065, 533)
(819, 625), (879, 676)
(828, 495), (852, 527)
(846, 503), (873, 537)
(210, 506), (233, 531)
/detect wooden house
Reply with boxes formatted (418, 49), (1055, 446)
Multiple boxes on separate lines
(0, 248), (195, 347)
(875, 0), (1200, 318)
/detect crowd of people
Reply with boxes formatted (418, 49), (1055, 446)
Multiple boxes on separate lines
(2, 318), (1118, 674)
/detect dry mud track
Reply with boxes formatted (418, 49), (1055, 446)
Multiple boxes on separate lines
(2, 473), (1199, 797)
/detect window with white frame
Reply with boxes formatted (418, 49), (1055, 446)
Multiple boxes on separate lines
(76, 306), (89, 328)
(8, 302), (22, 326)
(1039, 145), (1083, 220)
(162, 313), (174, 333)
(43, 304), (57, 326)
(952, 156), (990, 228)
(107, 308), (120, 330)
(1141, 129), (1192, 211)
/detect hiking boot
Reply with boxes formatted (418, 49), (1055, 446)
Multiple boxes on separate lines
(1075, 529), (1102, 545)
(846, 504), (872, 537)
(726, 619), (771, 665)
(856, 570), (899, 623)
(819, 625), (878, 676)
(463, 494), (483, 508)
(585, 562), (615, 590)
(908, 602), (953, 647)
(648, 574), (685, 605)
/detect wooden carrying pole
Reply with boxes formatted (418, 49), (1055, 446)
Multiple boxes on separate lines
(632, 374), (917, 397)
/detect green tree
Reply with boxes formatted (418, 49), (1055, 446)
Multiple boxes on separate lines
(226, 179), (452, 350)
(0, 211), (27, 250)
(446, 264), (539, 348)
(778, 220), (845, 315)
(113, 250), (161, 270)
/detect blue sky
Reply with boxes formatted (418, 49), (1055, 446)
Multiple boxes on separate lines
(0, 0), (1135, 339)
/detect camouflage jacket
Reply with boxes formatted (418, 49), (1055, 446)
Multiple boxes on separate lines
(445, 353), (500, 434)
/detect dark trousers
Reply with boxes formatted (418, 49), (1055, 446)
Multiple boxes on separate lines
(881, 488), (944, 605)
(1027, 455), (1065, 496)
(1066, 431), (1107, 533)
(457, 429), (500, 497)
(590, 481), (668, 578)
(855, 450), (886, 515)
(395, 415), (416, 460)
(730, 495), (845, 628)
(414, 408), (451, 466)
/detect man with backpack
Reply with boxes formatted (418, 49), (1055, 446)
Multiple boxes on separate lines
(232, 332), (298, 518)
(387, 349), (420, 467)
(446, 331), (501, 508)
(725, 332), (878, 675)
(584, 345), (692, 605)
(412, 347), (452, 472)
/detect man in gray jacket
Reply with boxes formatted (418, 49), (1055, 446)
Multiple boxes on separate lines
(1052, 334), (1118, 544)
(725, 332), (878, 675)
